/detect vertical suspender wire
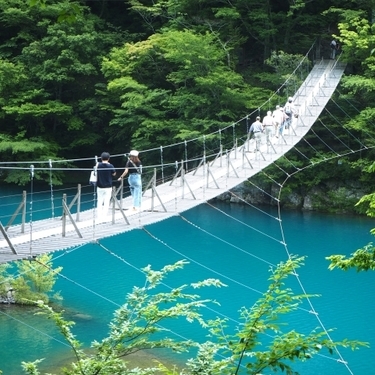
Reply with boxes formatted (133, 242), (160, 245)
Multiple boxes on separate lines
(184, 140), (188, 173)
(92, 155), (98, 241)
(203, 135), (206, 160)
(160, 146), (164, 184)
(232, 123), (236, 150)
(174, 160), (178, 211)
(49, 159), (55, 220)
(202, 135), (206, 200)
(219, 129), (223, 168)
(246, 116), (250, 152)
(277, 89), (280, 106)
(29, 165), (34, 256)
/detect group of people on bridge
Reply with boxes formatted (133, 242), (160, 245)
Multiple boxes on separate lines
(93, 97), (299, 220)
(92, 150), (143, 222)
(248, 96), (298, 152)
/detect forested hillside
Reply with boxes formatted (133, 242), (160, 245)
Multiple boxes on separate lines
(1, 0), (375, 193)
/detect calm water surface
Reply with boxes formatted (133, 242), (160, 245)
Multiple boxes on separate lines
(0, 192), (374, 375)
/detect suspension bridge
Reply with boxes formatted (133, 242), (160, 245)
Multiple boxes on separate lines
(0, 57), (347, 264)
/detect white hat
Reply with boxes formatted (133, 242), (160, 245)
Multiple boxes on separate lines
(129, 150), (139, 157)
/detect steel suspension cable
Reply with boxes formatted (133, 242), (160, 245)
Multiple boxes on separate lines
(48, 159), (55, 220)
(29, 165), (34, 256)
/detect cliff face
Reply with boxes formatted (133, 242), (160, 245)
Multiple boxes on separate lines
(214, 180), (367, 214)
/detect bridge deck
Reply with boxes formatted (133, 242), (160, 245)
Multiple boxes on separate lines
(0, 59), (346, 264)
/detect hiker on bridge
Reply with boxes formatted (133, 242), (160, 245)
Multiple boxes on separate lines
(118, 150), (142, 211)
(272, 105), (286, 138)
(249, 116), (263, 152)
(282, 97), (296, 133)
(262, 110), (275, 146)
(330, 39), (338, 60)
(96, 152), (116, 222)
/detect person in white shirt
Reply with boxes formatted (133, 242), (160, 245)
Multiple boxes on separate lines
(249, 116), (263, 151)
(272, 105), (287, 138)
(262, 111), (275, 145)
(283, 97), (295, 131)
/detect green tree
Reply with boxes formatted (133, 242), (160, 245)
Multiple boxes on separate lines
(127, 0), (328, 64)
(0, 263), (12, 300)
(102, 29), (260, 151)
(11, 253), (62, 304)
(327, 243), (375, 272)
(327, 159), (375, 272)
(0, 0), (125, 184)
(328, 6), (375, 144)
(21, 257), (365, 374)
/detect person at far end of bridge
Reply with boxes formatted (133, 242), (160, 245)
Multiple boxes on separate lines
(262, 110), (275, 146)
(118, 150), (142, 212)
(96, 152), (116, 222)
(249, 116), (263, 152)
(330, 39), (338, 60)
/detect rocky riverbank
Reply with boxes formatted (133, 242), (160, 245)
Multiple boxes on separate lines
(214, 179), (367, 214)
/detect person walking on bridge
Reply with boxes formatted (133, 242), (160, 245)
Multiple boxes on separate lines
(249, 116), (263, 152)
(330, 39), (338, 59)
(272, 105), (285, 138)
(283, 97), (295, 132)
(277, 107), (290, 138)
(96, 152), (116, 222)
(118, 150), (142, 211)
(262, 110), (275, 150)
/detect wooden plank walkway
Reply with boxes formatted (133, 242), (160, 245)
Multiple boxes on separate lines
(0, 59), (346, 264)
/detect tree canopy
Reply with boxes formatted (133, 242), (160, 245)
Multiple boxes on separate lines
(0, 0), (374, 189)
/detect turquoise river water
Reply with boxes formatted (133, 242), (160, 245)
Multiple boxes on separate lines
(0, 189), (374, 375)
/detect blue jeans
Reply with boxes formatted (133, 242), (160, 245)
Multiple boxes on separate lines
(128, 174), (142, 208)
(279, 119), (288, 135)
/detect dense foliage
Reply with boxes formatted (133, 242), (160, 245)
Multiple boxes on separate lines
(20, 258), (366, 375)
(0, 0), (375, 192)
(0, 253), (62, 304)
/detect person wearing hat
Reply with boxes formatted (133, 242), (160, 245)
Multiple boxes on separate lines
(249, 116), (263, 152)
(272, 105), (283, 138)
(262, 110), (275, 147)
(118, 150), (142, 211)
(278, 107), (290, 137)
(283, 96), (295, 132)
(96, 152), (116, 221)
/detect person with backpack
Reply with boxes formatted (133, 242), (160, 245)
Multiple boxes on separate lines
(283, 97), (295, 132)
(272, 105), (282, 136)
(330, 39), (338, 59)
